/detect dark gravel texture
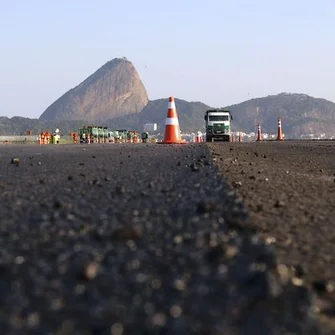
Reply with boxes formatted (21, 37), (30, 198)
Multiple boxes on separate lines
(0, 143), (321, 334)
(209, 140), (335, 335)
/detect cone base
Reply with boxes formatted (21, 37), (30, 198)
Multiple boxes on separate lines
(157, 140), (187, 144)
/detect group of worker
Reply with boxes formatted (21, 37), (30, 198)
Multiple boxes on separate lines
(38, 131), (60, 144)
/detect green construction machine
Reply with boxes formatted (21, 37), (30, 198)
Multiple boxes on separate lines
(78, 125), (111, 143)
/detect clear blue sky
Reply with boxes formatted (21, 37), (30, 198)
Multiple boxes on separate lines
(1, 0), (334, 118)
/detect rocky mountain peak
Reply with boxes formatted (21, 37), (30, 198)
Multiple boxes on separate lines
(39, 58), (148, 122)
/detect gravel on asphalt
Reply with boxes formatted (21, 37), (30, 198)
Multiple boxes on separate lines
(209, 140), (335, 335)
(0, 143), (322, 334)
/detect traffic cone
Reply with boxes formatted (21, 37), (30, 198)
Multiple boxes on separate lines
(256, 123), (262, 141)
(162, 97), (185, 144)
(196, 131), (202, 143)
(277, 117), (284, 141)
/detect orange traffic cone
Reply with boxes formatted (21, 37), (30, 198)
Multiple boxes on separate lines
(256, 123), (262, 141)
(162, 97), (185, 144)
(196, 131), (202, 143)
(277, 117), (283, 141)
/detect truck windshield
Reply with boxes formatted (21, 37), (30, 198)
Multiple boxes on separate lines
(209, 115), (229, 121)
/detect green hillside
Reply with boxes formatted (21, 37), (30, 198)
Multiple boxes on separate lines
(227, 93), (335, 137)
(1, 93), (335, 138)
(106, 98), (210, 133)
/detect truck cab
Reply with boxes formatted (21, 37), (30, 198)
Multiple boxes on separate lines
(204, 109), (233, 142)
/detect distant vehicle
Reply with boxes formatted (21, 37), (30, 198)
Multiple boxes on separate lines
(143, 123), (157, 132)
(204, 109), (233, 142)
(78, 125), (111, 143)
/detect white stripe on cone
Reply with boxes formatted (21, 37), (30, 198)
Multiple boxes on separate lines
(165, 117), (179, 125)
(168, 101), (176, 109)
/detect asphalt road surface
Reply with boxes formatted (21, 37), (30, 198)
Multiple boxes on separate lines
(209, 140), (335, 335)
(0, 142), (332, 334)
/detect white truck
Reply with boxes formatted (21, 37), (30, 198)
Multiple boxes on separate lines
(204, 109), (233, 142)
